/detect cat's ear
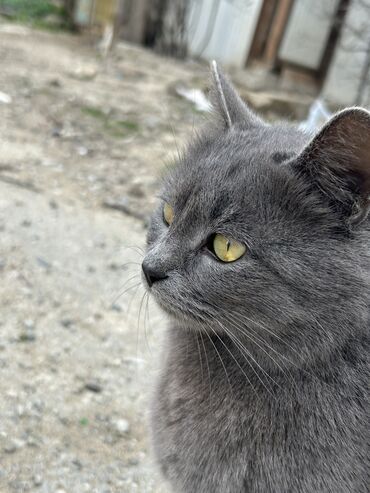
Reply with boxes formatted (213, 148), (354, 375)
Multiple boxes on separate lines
(294, 107), (370, 227)
(210, 61), (263, 129)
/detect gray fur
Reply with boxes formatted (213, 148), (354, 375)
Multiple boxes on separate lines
(143, 65), (370, 492)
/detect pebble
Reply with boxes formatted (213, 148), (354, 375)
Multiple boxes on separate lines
(114, 418), (130, 435)
(49, 199), (59, 209)
(0, 91), (11, 104)
(72, 458), (83, 470)
(52, 127), (62, 137)
(18, 331), (36, 342)
(128, 183), (145, 198)
(24, 319), (35, 330)
(49, 78), (61, 87)
(33, 474), (43, 486)
(102, 197), (146, 221)
(26, 435), (39, 447)
(84, 381), (102, 393)
(60, 318), (73, 328)
(36, 256), (52, 270)
(110, 303), (122, 312)
(77, 145), (88, 157)
(108, 262), (119, 271)
(3, 442), (17, 454)
(4, 438), (25, 453)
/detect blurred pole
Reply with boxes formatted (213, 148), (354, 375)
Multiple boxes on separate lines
(64, 0), (76, 17)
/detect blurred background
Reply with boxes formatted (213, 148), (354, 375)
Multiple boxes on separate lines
(0, 1), (369, 492)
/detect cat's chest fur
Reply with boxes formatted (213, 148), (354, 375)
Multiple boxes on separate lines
(151, 327), (368, 493)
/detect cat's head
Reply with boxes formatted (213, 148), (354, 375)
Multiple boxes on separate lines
(142, 63), (370, 359)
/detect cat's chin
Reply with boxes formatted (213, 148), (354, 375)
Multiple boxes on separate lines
(154, 296), (204, 325)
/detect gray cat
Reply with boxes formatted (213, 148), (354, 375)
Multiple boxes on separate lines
(142, 63), (370, 492)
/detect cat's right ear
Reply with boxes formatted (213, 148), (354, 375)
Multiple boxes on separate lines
(293, 107), (370, 227)
(210, 61), (263, 129)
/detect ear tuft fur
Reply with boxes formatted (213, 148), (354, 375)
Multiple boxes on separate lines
(211, 61), (232, 128)
(209, 61), (263, 130)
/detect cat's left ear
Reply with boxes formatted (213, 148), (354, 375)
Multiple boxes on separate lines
(210, 61), (263, 129)
(294, 107), (370, 227)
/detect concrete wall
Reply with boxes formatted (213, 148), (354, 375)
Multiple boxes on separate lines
(187, 0), (263, 68)
(279, 0), (339, 70)
(322, 1), (370, 106)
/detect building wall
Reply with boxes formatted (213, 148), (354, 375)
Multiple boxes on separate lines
(187, 0), (263, 68)
(322, 1), (370, 106)
(279, 0), (339, 70)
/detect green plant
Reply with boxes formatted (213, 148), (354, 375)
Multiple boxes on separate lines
(0, 0), (73, 30)
(81, 105), (140, 138)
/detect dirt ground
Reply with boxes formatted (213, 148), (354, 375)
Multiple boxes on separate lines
(0, 22), (210, 493)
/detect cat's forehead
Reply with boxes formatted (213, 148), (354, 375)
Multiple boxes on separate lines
(202, 124), (308, 165)
(165, 124), (308, 208)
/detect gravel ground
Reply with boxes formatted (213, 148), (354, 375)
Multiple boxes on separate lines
(0, 22), (209, 493)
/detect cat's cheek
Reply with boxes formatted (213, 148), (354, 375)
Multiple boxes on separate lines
(196, 249), (220, 268)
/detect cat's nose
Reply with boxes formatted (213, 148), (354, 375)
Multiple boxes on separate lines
(142, 261), (168, 287)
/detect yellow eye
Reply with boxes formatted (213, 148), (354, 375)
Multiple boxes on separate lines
(213, 234), (246, 262)
(163, 202), (174, 225)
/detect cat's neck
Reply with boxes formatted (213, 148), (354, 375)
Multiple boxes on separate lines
(167, 313), (368, 389)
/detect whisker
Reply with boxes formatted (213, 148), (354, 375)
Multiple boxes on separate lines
(182, 285), (276, 395)
(143, 291), (152, 355)
(121, 245), (145, 257)
(202, 320), (233, 396)
(199, 330), (212, 405)
(213, 318), (277, 397)
(194, 332), (204, 386)
(219, 307), (334, 388)
(119, 261), (142, 268)
(235, 311), (306, 361)
(221, 310), (296, 392)
(126, 283), (143, 317)
(201, 314), (258, 397)
(225, 327), (279, 391)
(136, 290), (148, 359)
(163, 104), (182, 162)
(111, 274), (141, 305)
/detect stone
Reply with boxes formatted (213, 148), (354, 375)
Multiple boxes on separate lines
(114, 418), (130, 435)
(32, 475), (43, 486)
(4, 438), (24, 453)
(60, 318), (73, 328)
(24, 319), (35, 330)
(18, 331), (36, 342)
(84, 381), (102, 393)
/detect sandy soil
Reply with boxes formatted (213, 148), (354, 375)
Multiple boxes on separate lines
(0, 22), (208, 493)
